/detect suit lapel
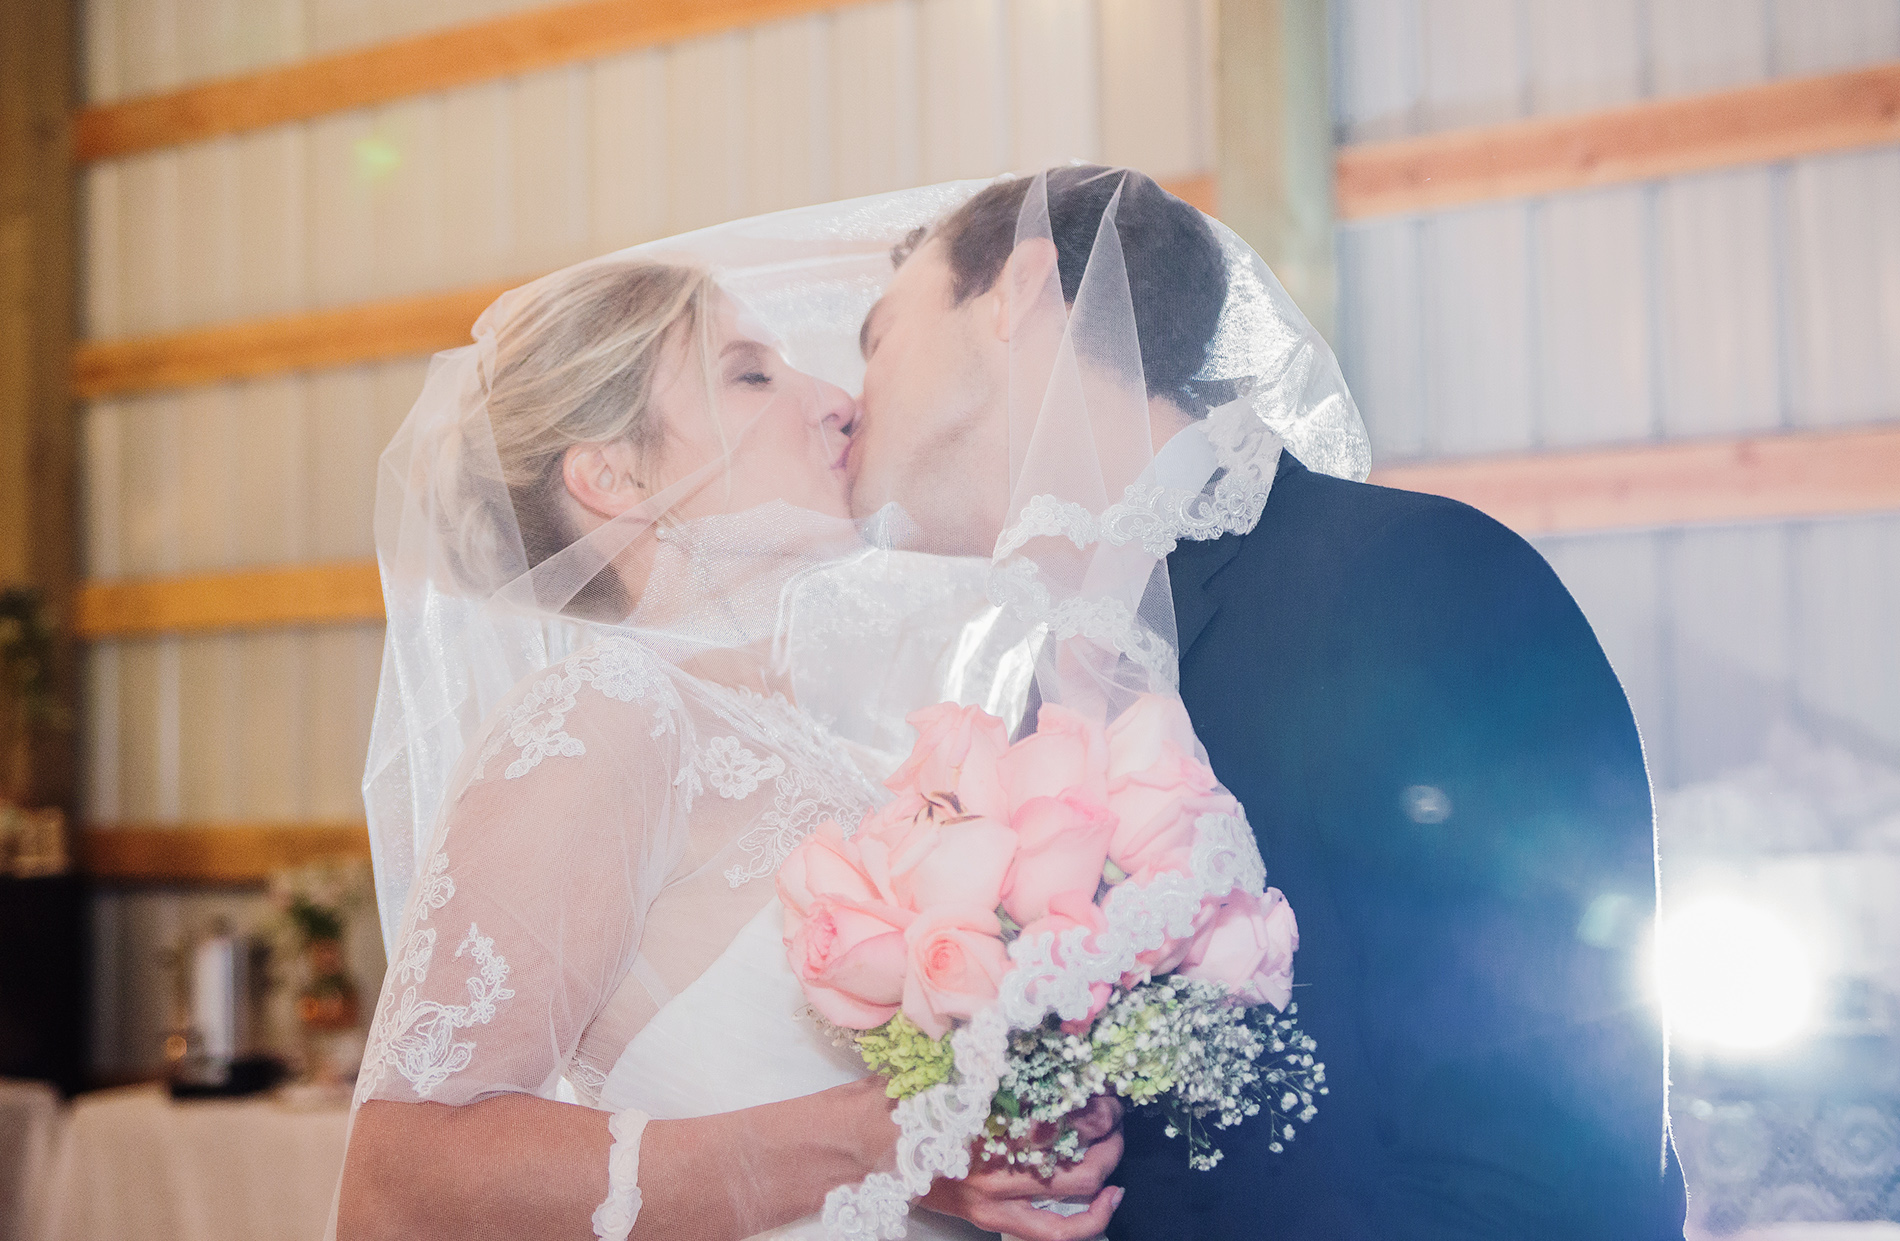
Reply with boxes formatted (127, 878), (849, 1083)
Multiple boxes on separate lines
(1167, 451), (1302, 658)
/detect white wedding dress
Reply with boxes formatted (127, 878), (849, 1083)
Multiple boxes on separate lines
(353, 631), (994, 1240)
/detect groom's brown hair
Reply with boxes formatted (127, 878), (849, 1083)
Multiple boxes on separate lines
(899, 165), (1231, 414)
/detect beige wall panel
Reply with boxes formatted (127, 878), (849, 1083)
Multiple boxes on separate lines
(236, 630), (305, 819)
(1792, 520), (1900, 754)
(1098, 0), (1209, 181)
(84, 644), (122, 823)
(1007, 0), (1100, 171)
(82, 402), (124, 578)
(234, 375), (310, 564)
(441, 82), (517, 286)
(176, 140), (241, 328)
(84, 0), (121, 104)
(366, 98), (446, 302)
(116, 152), (180, 335)
(1419, 0), (1523, 132)
(307, 109), (380, 309)
(1655, 169), (1781, 439)
(307, 625), (383, 819)
(177, 634), (241, 820)
(1332, 0), (1419, 143)
(117, 394), (181, 575)
(307, 0), (385, 59)
(377, 356), (432, 441)
(589, 49), (669, 253)
(1648, 0), (1769, 96)
(1420, 203), (1537, 457)
(665, 34), (748, 235)
(830, 2), (922, 200)
(918, 0), (1009, 183)
(307, 367), (382, 561)
(82, 164), (123, 339)
(1785, 150), (1900, 428)
(118, 0), (180, 99)
(175, 0), (236, 84)
(1769, 0), (1900, 78)
(234, 127), (309, 319)
(746, 17), (830, 217)
(115, 638), (171, 821)
(512, 66), (594, 276)
(1535, 187), (1654, 448)
(1524, 0), (1645, 117)
(175, 385), (238, 570)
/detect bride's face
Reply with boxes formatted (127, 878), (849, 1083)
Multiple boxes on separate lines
(646, 295), (856, 522)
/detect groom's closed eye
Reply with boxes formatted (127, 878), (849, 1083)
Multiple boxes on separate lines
(859, 299), (887, 360)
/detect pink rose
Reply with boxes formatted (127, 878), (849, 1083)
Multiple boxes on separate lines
(788, 895), (914, 1029)
(1177, 887), (1299, 1010)
(1106, 747), (1239, 879)
(886, 703), (1011, 821)
(1019, 890), (1114, 1033)
(777, 820), (881, 931)
(884, 815), (1019, 913)
(996, 704), (1109, 812)
(902, 904), (1012, 1038)
(1001, 792), (1118, 925)
(1105, 694), (1202, 783)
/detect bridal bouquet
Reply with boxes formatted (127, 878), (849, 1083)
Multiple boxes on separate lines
(779, 695), (1323, 1197)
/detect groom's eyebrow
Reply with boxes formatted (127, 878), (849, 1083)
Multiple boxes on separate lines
(858, 299), (885, 359)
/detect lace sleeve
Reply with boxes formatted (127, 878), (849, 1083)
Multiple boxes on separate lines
(356, 645), (694, 1108)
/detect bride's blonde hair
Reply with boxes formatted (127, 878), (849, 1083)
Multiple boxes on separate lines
(438, 260), (722, 612)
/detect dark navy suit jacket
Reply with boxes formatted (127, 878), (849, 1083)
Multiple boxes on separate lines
(1108, 454), (1688, 1240)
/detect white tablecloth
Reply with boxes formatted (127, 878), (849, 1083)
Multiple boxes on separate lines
(0, 1081), (61, 1241)
(39, 1085), (349, 1241)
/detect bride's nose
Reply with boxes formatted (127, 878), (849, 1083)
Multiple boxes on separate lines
(808, 378), (856, 439)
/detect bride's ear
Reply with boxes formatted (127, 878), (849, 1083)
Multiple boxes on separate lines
(561, 440), (646, 519)
(989, 237), (1060, 341)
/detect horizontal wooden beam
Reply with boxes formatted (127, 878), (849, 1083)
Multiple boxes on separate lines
(67, 426), (1900, 639)
(1372, 424), (1900, 537)
(1338, 60), (1900, 220)
(74, 561), (383, 638)
(74, 0), (878, 162)
(71, 178), (1212, 398)
(73, 281), (517, 399)
(82, 821), (371, 883)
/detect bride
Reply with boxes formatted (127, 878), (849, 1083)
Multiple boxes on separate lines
(336, 169), (1359, 1241)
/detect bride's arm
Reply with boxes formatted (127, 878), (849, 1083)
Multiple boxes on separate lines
(340, 1081), (1124, 1241)
(338, 1079), (901, 1241)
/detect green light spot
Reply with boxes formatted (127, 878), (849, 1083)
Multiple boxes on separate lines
(353, 136), (402, 183)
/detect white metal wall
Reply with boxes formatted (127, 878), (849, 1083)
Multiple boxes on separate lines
(1331, 0), (1900, 790)
(78, 0), (1217, 1077)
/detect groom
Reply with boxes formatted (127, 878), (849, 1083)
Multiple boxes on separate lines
(845, 167), (1688, 1240)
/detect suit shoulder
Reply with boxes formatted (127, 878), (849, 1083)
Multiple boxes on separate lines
(1234, 462), (1556, 600)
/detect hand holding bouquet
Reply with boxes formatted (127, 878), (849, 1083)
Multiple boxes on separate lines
(780, 695), (1323, 1236)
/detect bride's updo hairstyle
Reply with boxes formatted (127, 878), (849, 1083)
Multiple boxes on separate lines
(444, 260), (721, 615)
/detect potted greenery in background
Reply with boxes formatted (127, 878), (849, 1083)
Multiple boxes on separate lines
(270, 857), (373, 1089)
(0, 587), (70, 876)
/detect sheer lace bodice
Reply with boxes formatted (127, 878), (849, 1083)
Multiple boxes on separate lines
(355, 634), (889, 1112)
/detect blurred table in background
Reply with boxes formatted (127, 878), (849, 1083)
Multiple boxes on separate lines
(0, 1080), (60, 1241)
(39, 1085), (348, 1241)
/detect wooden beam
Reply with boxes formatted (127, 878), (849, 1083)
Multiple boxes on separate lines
(1337, 60), (1900, 221)
(1371, 424), (1900, 537)
(82, 821), (371, 884)
(75, 0), (880, 163)
(73, 561), (383, 639)
(71, 177), (1212, 398)
(72, 280), (516, 400)
(64, 427), (1900, 639)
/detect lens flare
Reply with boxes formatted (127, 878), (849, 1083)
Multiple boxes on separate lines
(1654, 895), (1816, 1052)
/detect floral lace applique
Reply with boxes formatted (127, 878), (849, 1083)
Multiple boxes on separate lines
(356, 851), (517, 1104)
(702, 683), (880, 888)
(474, 637), (687, 782)
(697, 735), (786, 800)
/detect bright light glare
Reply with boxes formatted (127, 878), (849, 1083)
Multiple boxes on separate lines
(1655, 896), (1816, 1052)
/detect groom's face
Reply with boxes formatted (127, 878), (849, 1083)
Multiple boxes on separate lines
(847, 237), (1012, 555)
